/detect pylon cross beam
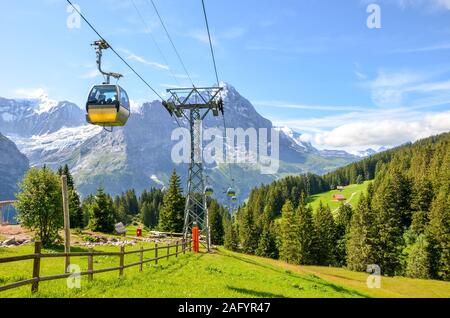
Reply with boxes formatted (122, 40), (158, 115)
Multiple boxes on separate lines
(164, 86), (223, 252)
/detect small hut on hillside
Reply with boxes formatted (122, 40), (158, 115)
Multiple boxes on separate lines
(332, 194), (346, 202)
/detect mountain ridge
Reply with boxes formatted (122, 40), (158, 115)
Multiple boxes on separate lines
(0, 83), (360, 201)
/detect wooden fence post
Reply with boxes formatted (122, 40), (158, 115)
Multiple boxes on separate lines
(182, 239), (185, 255)
(176, 240), (179, 258)
(167, 243), (170, 260)
(155, 243), (158, 265)
(139, 246), (143, 272)
(119, 246), (125, 276)
(88, 248), (93, 282)
(61, 175), (71, 273)
(31, 241), (42, 293)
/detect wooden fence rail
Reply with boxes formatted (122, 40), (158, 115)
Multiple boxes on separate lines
(0, 239), (192, 294)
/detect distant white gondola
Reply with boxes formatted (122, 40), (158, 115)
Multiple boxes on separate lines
(86, 84), (130, 126)
(227, 187), (236, 197)
(204, 185), (214, 197)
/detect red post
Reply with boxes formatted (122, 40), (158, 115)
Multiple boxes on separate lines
(192, 226), (200, 253)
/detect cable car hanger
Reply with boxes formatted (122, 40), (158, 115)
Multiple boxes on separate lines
(65, 0), (182, 128)
(85, 40), (130, 131)
(92, 40), (123, 85)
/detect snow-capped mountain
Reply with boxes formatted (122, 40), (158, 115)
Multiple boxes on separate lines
(349, 147), (388, 158)
(0, 83), (360, 200)
(0, 96), (84, 137)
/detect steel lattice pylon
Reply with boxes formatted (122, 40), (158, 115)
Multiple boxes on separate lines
(163, 86), (223, 252)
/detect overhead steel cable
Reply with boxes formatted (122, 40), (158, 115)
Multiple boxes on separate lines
(66, 0), (164, 101)
(199, 0), (234, 190)
(130, 0), (181, 87)
(147, 0), (195, 87)
(201, 0), (220, 88)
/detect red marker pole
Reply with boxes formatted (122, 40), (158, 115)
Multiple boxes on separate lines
(192, 226), (199, 253)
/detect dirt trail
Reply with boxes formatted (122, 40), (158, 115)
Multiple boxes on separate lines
(332, 191), (360, 214)
(0, 225), (33, 241)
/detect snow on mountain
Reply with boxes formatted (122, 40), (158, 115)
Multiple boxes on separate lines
(0, 96), (84, 136)
(319, 149), (357, 159)
(348, 147), (385, 157)
(10, 125), (102, 166)
(0, 82), (360, 199)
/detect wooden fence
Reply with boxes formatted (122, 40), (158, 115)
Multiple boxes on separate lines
(0, 239), (191, 293)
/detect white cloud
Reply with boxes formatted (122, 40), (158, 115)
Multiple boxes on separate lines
(253, 100), (366, 112)
(187, 29), (216, 45)
(81, 69), (101, 79)
(433, 0), (450, 9)
(120, 49), (169, 70)
(364, 70), (450, 107)
(186, 26), (245, 45)
(391, 42), (450, 53)
(295, 111), (450, 151)
(374, 0), (450, 10)
(368, 71), (422, 108)
(159, 83), (186, 89)
(221, 27), (246, 40)
(13, 87), (48, 99)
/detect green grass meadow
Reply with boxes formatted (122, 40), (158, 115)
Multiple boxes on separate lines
(1, 243), (449, 298)
(307, 181), (370, 213)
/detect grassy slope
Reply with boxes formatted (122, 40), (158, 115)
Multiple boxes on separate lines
(307, 181), (370, 213)
(1, 244), (449, 298)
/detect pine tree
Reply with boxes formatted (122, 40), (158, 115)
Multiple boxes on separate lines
(411, 177), (433, 235)
(279, 200), (300, 264)
(62, 164), (75, 189)
(114, 195), (129, 225)
(224, 221), (239, 251)
(313, 201), (336, 265)
(125, 189), (139, 215)
(405, 235), (432, 279)
(240, 207), (259, 254)
(335, 203), (353, 266)
(68, 189), (84, 229)
(88, 187), (115, 233)
(256, 219), (278, 259)
(356, 174), (364, 184)
(141, 201), (158, 229)
(81, 194), (94, 227)
(208, 200), (225, 245)
(425, 186), (450, 280)
(296, 194), (315, 264)
(372, 173), (408, 276)
(347, 193), (376, 272)
(158, 170), (185, 233)
(58, 164), (83, 228)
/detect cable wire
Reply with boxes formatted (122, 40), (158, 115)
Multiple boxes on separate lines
(199, 0), (234, 187)
(201, 0), (220, 88)
(66, 0), (164, 101)
(130, 0), (181, 87)
(147, 0), (195, 87)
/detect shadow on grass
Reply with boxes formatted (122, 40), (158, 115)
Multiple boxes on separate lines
(42, 244), (88, 253)
(226, 286), (286, 298)
(219, 250), (369, 298)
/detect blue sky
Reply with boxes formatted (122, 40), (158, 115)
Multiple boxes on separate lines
(0, 0), (450, 152)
